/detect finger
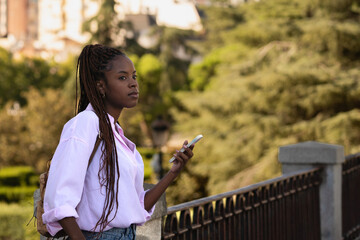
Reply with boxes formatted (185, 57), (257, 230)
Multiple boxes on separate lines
(183, 144), (194, 157)
(182, 140), (195, 151)
(187, 142), (196, 150)
(173, 150), (184, 164)
(176, 149), (188, 160)
(176, 151), (191, 165)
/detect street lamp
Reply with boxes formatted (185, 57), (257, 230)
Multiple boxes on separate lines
(151, 116), (170, 180)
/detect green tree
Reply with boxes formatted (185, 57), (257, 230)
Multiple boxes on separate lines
(143, 26), (200, 92)
(197, 5), (244, 52)
(0, 88), (73, 172)
(165, 0), (360, 204)
(83, 0), (146, 55)
(83, 0), (117, 46)
(0, 48), (72, 107)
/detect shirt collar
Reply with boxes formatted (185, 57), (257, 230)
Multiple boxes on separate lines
(86, 104), (135, 152)
(85, 104), (117, 129)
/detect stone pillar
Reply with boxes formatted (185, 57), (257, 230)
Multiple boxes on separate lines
(136, 183), (167, 240)
(278, 141), (344, 240)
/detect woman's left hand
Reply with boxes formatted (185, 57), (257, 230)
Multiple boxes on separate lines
(144, 140), (194, 211)
(170, 140), (194, 175)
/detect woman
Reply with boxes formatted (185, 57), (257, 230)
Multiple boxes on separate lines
(42, 44), (194, 240)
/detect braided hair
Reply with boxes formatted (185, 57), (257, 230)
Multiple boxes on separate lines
(76, 44), (126, 233)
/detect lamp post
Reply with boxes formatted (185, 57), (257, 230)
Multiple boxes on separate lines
(151, 116), (170, 180)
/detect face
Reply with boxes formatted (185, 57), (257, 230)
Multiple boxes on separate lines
(98, 55), (139, 118)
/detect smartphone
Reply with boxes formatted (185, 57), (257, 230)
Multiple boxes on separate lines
(169, 134), (203, 163)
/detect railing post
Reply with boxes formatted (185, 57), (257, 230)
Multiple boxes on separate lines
(136, 183), (167, 240)
(278, 141), (344, 240)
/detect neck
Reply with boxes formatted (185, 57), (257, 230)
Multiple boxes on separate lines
(105, 106), (122, 124)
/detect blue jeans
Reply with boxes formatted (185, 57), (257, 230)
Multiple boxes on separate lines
(81, 225), (136, 240)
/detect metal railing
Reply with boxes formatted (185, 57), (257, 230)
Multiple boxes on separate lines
(162, 168), (322, 240)
(342, 153), (360, 240)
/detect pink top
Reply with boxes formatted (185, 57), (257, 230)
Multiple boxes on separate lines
(42, 105), (154, 236)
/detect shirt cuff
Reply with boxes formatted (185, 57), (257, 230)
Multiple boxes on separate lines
(42, 204), (79, 236)
(140, 189), (155, 221)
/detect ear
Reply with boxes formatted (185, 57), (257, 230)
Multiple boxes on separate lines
(96, 80), (106, 96)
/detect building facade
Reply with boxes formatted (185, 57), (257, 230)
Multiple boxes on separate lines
(0, 0), (100, 60)
(0, 0), (203, 60)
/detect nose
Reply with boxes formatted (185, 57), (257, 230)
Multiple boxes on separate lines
(129, 79), (138, 88)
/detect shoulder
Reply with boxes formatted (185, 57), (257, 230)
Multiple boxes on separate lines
(65, 110), (99, 129)
(75, 110), (99, 124)
(60, 110), (99, 143)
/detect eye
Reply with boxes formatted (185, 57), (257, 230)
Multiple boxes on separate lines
(132, 75), (137, 80)
(119, 76), (126, 80)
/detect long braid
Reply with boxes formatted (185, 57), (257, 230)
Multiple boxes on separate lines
(75, 44), (126, 233)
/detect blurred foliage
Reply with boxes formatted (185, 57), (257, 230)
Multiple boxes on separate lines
(197, 5), (245, 51)
(0, 88), (73, 172)
(165, 0), (360, 204)
(0, 186), (37, 203)
(83, 0), (148, 55)
(137, 147), (157, 182)
(188, 43), (252, 91)
(153, 27), (199, 91)
(0, 48), (72, 107)
(0, 166), (38, 203)
(83, 0), (117, 46)
(0, 166), (37, 186)
(0, 202), (38, 240)
(1, 0), (360, 208)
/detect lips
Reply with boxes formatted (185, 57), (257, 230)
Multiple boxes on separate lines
(128, 91), (139, 98)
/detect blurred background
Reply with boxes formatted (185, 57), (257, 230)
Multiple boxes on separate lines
(0, 0), (360, 238)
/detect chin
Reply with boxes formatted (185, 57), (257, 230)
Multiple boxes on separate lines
(126, 103), (138, 108)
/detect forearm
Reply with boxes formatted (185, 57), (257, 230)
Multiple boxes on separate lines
(144, 170), (178, 211)
(144, 140), (194, 211)
(59, 217), (85, 240)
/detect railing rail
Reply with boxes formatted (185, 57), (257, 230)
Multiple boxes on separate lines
(162, 168), (322, 240)
(342, 153), (360, 240)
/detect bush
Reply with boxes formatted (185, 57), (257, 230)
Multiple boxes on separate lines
(0, 186), (37, 203)
(0, 202), (38, 240)
(138, 147), (156, 181)
(138, 147), (156, 160)
(0, 166), (38, 203)
(0, 166), (37, 187)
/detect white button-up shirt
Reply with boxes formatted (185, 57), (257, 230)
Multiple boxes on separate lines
(42, 105), (153, 236)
